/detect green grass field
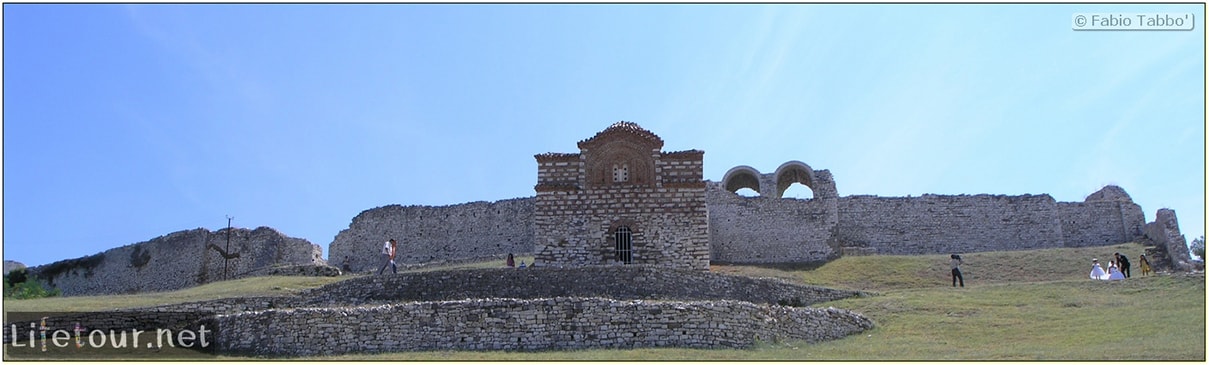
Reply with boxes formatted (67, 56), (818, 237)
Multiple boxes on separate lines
(4, 246), (1203, 360)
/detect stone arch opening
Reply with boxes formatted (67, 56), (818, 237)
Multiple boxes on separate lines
(722, 166), (762, 196)
(782, 183), (814, 199)
(774, 161), (816, 199)
(735, 188), (760, 197)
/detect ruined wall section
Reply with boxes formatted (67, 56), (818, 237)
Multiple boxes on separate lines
(1057, 201), (1144, 247)
(27, 227), (326, 296)
(328, 198), (535, 273)
(706, 182), (839, 263)
(833, 194), (1067, 255)
(1143, 208), (1194, 271)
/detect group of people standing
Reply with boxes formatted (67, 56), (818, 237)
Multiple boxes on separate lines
(1090, 252), (1151, 281)
(347, 240), (531, 275)
(336, 238), (401, 275)
(505, 253), (530, 268)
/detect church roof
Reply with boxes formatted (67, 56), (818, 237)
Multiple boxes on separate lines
(576, 121), (665, 150)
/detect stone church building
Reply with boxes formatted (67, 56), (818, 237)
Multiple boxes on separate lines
(533, 122), (710, 270)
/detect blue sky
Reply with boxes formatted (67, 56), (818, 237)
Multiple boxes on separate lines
(3, 4), (1204, 267)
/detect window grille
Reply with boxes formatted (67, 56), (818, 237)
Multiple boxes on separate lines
(615, 226), (633, 264)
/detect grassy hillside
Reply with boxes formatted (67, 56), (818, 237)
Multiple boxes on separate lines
(4, 246), (1202, 360)
(2, 256), (533, 314)
(307, 243), (1204, 361)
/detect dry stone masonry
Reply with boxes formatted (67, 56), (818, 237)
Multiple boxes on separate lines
(295, 265), (865, 308)
(3, 266), (874, 356)
(212, 297), (873, 356)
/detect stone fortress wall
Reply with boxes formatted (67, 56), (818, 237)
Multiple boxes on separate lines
(707, 162), (1173, 264)
(328, 198), (534, 273)
(332, 174), (1181, 268)
(27, 227), (327, 296)
(707, 162), (841, 263)
(26, 160), (1189, 296)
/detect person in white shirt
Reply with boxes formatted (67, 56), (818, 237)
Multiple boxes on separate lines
(377, 239), (398, 275)
(950, 254), (964, 287)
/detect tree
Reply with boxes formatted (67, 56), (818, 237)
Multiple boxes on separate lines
(1191, 236), (1205, 261)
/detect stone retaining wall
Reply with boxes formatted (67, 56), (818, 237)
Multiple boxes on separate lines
(212, 297), (874, 356)
(296, 266), (865, 308)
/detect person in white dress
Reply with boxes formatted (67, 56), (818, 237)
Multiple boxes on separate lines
(1090, 259), (1107, 280)
(1108, 263), (1126, 281)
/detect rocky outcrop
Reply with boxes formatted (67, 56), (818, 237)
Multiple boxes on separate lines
(3, 260), (26, 276)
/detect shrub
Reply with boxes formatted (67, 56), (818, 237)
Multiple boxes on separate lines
(1190, 236), (1205, 261)
(3, 268), (61, 299)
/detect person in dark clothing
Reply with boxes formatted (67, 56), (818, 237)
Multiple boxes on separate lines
(950, 254), (964, 287)
(1115, 252), (1131, 278)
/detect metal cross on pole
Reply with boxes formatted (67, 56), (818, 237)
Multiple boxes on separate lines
(224, 215), (233, 280)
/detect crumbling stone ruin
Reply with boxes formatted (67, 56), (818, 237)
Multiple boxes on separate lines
(1142, 208), (1197, 272)
(26, 227), (329, 296)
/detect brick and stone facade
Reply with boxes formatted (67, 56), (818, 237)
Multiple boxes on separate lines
(533, 122), (709, 270)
